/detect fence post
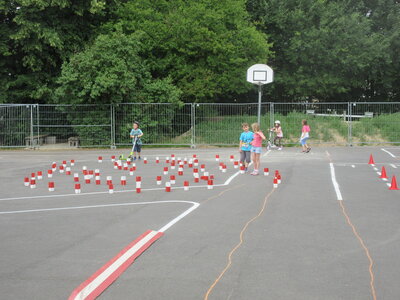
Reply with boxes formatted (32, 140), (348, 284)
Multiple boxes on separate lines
(348, 102), (352, 146)
(35, 104), (40, 149)
(191, 103), (196, 148)
(110, 104), (116, 149)
(29, 104), (34, 149)
(269, 102), (274, 129)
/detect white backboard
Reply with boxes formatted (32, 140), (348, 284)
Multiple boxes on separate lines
(247, 64), (273, 85)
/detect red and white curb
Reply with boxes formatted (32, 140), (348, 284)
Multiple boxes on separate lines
(68, 230), (163, 300)
(66, 200), (199, 300)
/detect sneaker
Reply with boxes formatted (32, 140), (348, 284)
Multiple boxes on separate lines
(133, 157), (137, 160)
(306, 147), (311, 153)
(278, 147), (282, 151)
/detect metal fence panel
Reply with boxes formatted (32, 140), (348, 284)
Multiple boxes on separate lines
(0, 104), (37, 148)
(114, 103), (192, 146)
(349, 102), (400, 145)
(36, 105), (112, 148)
(1, 102), (399, 148)
(193, 103), (270, 145)
(272, 102), (350, 145)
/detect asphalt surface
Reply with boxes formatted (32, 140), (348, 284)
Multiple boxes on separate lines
(0, 146), (399, 300)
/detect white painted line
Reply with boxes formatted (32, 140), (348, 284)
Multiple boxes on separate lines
(352, 165), (355, 168)
(382, 178), (388, 182)
(390, 164), (397, 169)
(377, 172), (381, 176)
(329, 163), (343, 201)
(373, 167), (378, 171)
(0, 200), (199, 216)
(262, 149), (272, 157)
(381, 148), (396, 158)
(386, 183), (391, 187)
(158, 202), (200, 232)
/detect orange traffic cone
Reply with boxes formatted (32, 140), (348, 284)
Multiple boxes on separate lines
(380, 166), (388, 179)
(389, 176), (399, 190)
(368, 154), (375, 165)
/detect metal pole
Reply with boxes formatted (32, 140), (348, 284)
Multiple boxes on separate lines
(257, 84), (262, 125)
(36, 104), (40, 149)
(270, 102), (274, 129)
(191, 103), (196, 148)
(30, 105), (34, 149)
(111, 104), (116, 149)
(348, 102), (353, 146)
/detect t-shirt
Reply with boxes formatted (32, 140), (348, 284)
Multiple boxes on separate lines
(274, 126), (283, 137)
(130, 128), (143, 145)
(240, 131), (254, 151)
(302, 125), (310, 138)
(251, 131), (265, 147)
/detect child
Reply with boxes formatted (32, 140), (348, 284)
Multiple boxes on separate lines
(129, 121), (144, 160)
(300, 119), (311, 153)
(271, 120), (283, 150)
(250, 122), (266, 175)
(239, 123), (254, 172)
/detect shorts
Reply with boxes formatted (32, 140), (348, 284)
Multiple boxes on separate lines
(133, 144), (142, 152)
(300, 138), (309, 146)
(251, 146), (262, 154)
(240, 151), (251, 163)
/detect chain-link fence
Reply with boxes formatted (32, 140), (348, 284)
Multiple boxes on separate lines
(1, 102), (399, 148)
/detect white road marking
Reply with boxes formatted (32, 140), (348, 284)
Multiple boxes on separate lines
(390, 164), (397, 169)
(352, 165), (355, 168)
(381, 148), (396, 158)
(329, 163), (343, 201)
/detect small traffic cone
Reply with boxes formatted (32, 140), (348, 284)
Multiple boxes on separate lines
(379, 166), (388, 179)
(184, 181), (189, 191)
(368, 154), (375, 165)
(156, 176), (162, 185)
(48, 182), (55, 192)
(389, 176), (399, 190)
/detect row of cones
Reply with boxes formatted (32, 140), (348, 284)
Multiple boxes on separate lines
(369, 154), (398, 190)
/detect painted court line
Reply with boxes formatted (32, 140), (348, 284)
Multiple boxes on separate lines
(64, 200), (199, 300)
(329, 163), (343, 201)
(381, 148), (396, 158)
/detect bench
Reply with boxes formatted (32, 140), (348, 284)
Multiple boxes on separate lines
(68, 136), (80, 147)
(25, 134), (49, 147)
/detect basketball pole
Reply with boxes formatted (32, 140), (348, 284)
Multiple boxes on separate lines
(257, 83), (262, 125)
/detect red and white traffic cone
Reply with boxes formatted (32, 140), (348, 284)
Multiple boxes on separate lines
(193, 154), (197, 158)
(66, 167), (71, 175)
(234, 161), (239, 169)
(193, 169), (199, 183)
(144, 157), (148, 164)
(215, 154), (220, 162)
(368, 154), (375, 165)
(273, 177), (278, 188)
(62, 160), (67, 167)
(123, 162), (128, 171)
(136, 178), (141, 193)
(37, 171), (43, 180)
(111, 155), (116, 162)
(30, 179), (36, 189)
(31, 172), (35, 179)
(230, 155), (234, 162)
(222, 164), (227, 173)
(194, 159), (199, 167)
(47, 169), (53, 178)
(166, 157), (170, 164)
(203, 172), (209, 181)
(70, 159), (75, 167)
(171, 161), (176, 170)
(389, 175), (399, 190)
(84, 175), (91, 184)
(156, 176), (162, 185)
(165, 181), (171, 192)
(379, 166), (388, 180)
(59, 165), (64, 174)
(74, 173), (79, 182)
(240, 165), (245, 174)
(188, 159), (193, 168)
(178, 166), (184, 176)
(95, 175), (101, 185)
(106, 176), (112, 185)
(121, 176), (127, 186)
(170, 175), (176, 185)
(164, 167), (169, 175)
(109, 184), (114, 194)
(207, 180), (214, 190)
(277, 174), (282, 184)
(75, 183), (81, 194)
(184, 181), (189, 191)
(94, 169), (100, 177)
(51, 162), (57, 172)
(48, 182), (55, 192)
(24, 177), (29, 187)
(201, 164), (205, 172)
(129, 167), (135, 176)
(98, 156), (103, 163)
(263, 168), (269, 176)
(156, 157), (160, 163)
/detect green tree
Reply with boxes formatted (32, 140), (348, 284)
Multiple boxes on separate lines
(111, 0), (272, 103)
(0, 0), (115, 104)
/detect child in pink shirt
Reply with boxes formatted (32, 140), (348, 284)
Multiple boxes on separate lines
(250, 122), (266, 175)
(300, 119), (311, 153)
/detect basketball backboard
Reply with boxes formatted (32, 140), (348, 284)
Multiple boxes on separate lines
(247, 64), (273, 85)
